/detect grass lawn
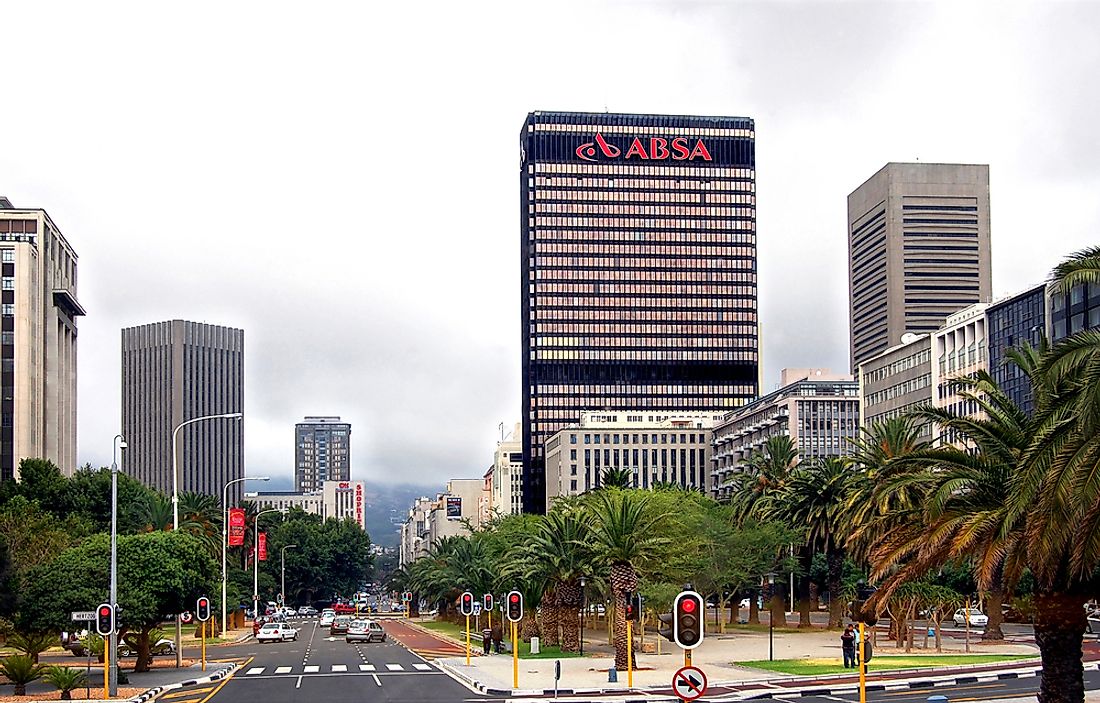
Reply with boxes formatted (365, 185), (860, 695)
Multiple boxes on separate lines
(739, 654), (1036, 676)
(418, 619), (581, 659)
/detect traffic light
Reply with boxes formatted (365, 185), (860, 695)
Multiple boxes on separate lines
(624, 593), (639, 621)
(96, 603), (114, 636)
(506, 590), (523, 622)
(657, 611), (675, 642)
(856, 582), (879, 626)
(483, 593), (494, 612)
(196, 597), (211, 622)
(674, 590), (704, 649)
(459, 591), (474, 616)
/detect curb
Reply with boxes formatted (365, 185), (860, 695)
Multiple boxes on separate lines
(126, 661), (240, 703)
(739, 661), (1100, 700)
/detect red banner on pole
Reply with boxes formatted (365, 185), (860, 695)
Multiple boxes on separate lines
(228, 508), (245, 547)
(258, 532), (267, 561)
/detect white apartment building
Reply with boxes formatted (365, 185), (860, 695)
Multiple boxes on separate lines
(544, 410), (726, 512)
(398, 478), (490, 566)
(246, 479), (367, 531)
(932, 303), (990, 442)
(490, 424), (523, 517)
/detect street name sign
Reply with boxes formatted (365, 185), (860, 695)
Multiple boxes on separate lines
(71, 611), (97, 621)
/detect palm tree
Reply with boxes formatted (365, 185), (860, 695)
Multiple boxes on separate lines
(778, 457), (858, 628)
(586, 489), (669, 669)
(512, 508), (594, 652)
(0, 655), (45, 696)
(138, 494), (173, 532)
(599, 468), (632, 489)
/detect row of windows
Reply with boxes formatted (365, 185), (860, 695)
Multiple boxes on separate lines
(531, 216), (755, 230)
(902, 230), (979, 238)
(904, 244), (979, 252)
(533, 324), (757, 337)
(902, 218), (979, 225)
(903, 270), (980, 278)
(865, 373), (932, 406)
(532, 283), (757, 296)
(533, 162), (752, 178)
(533, 189), (755, 204)
(535, 243), (756, 259)
(570, 432), (705, 446)
(535, 310), (756, 323)
(532, 349), (758, 361)
(535, 257), (754, 271)
(1, 251), (13, 262)
(533, 229), (755, 245)
(535, 383), (755, 396)
(534, 298), (756, 312)
(534, 270), (754, 284)
(532, 203), (756, 218)
(530, 121), (753, 138)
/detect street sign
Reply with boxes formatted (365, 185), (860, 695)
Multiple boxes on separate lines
(71, 611), (97, 622)
(671, 666), (707, 702)
(473, 603), (482, 615)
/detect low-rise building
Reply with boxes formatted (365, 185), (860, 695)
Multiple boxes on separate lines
(858, 335), (933, 440)
(712, 369), (860, 502)
(246, 479), (367, 531)
(932, 304), (990, 432)
(490, 424), (523, 517)
(544, 411), (726, 511)
(398, 478), (491, 566)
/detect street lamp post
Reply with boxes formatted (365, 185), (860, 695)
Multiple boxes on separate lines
(222, 476), (269, 636)
(171, 412), (243, 667)
(766, 573), (777, 661)
(579, 576), (586, 655)
(109, 435), (126, 697)
(281, 545), (298, 608)
(253, 508), (285, 623)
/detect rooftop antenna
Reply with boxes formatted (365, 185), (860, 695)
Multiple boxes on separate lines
(499, 422), (504, 442)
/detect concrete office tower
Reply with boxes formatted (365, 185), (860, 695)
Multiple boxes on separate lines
(520, 111), (759, 513)
(121, 320), (244, 502)
(848, 163), (992, 372)
(0, 198), (84, 480)
(295, 416), (351, 492)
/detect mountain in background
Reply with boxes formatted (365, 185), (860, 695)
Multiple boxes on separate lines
(362, 482), (440, 548)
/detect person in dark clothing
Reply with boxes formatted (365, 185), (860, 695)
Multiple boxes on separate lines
(841, 624), (856, 668)
(491, 622), (504, 653)
(482, 626), (492, 654)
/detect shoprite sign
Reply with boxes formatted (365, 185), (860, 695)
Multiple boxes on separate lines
(576, 133), (712, 162)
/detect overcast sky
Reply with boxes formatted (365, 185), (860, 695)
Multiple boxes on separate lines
(3, 1), (1098, 491)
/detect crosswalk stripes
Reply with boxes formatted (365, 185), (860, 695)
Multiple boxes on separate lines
(359, 664), (376, 671)
(385, 664), (403, 671)
(246, 667), (266, 675)
(413, 663), (432, 671)
(303, 665), (319, 673)
(237, 662), (438, 676)
(274, 666), (292, 674)
(331, 664), (348, 672)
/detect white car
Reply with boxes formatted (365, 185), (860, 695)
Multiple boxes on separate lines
(320, 610), (336, 626)
(256, 622), (299, 642)
(953, 608), (989, 627)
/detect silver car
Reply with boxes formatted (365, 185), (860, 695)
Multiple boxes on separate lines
(345, 619), (386, 643)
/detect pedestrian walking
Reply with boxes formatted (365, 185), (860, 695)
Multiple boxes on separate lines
(482, 626), (492, 654)
(491, 622), (504, 653)
(841, 624), (856, 668)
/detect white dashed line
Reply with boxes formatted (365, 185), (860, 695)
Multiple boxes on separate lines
(359, 664), (376, 671)
(274, 666), (292, 674)
(245, 667), (265, 675)
(413, 663), (432, 671)
(385, 663), (403, 671)
(303, 665), (319, 673)
(331, 664), (348, 672)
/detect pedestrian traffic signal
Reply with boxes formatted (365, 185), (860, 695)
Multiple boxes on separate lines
(657, 611), (675, 642)
(460, 591), (474, 616)
(853, 581), (879, 626)
(674, 590), (704, 649)
(483, 593), (494, 612)
(506, 590), (523, 622)
(196, 597), (211, 622)
(96, 603), (114, 636)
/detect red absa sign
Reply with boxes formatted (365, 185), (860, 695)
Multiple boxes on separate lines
(258, 532), (267, 561)
(228, 508), (246, 546)
(576, 133), (712, 162)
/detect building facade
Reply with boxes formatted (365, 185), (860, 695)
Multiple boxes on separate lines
(398, 479), (490, 566)
(520, 111), (759, 513)
(0, 198), (83, 480)
(711, 370), (859, 502)
(121, 320), (244, 502)
(295, 416), (351, 492)
(399, 496), (435, 567)
(490, 424), (523, 517)
(858, 334), (933, 441)
(246, 479), (366, 531)
(1049, 281), (1100, 342)
(847, 163), (992, 372)
(544, 410), (724, 510)
(986, 284), (1045, 414)
(932, 304), (990, 429)
(244, 490), (323, 515)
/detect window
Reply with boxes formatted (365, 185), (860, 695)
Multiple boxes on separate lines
(1, 278), (12, 290)
(0, 305), (11, 316)
(0, 333), (12, 345)
(0, 250), (11, 262)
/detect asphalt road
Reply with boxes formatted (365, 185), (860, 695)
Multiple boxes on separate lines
(165, 619), (487, 703)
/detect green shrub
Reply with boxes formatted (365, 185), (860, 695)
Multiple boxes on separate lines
(8, 632), (55, 663)
(43, 665), (86, 700)
(0, 654), (46, 695)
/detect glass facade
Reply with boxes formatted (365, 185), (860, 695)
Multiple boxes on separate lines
(520, 111), (759, 513)
(987, 285), (1045, 414)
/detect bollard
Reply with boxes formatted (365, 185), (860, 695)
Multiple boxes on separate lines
(608, 665), (618, 682)
(531, 636), (540, 655)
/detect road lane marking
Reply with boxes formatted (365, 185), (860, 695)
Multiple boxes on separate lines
(303, 665), (319, 673)
(331, 664), (348, 672)
(386, 663), (403, 671)
(245, 667), (265, 675)
(274, 666), (292, 674)
(196, 656), (250, 703)
(372, 674), (381, 686)
(359, 664), (376, 671)
(161, 687), (214, 699)
(413, 663), (432, 671)
(295, 675), (302, 689)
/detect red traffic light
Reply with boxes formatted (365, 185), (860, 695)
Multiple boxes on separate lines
(681, 599), (696, 613)
(510, 594), (519, 603)
(99, 606), (111, 616)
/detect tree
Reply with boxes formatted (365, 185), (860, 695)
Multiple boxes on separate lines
(19, 531), (218, 672)
(0, 654), (44, 695)
(599, 468), (632, 490)
(586, 489), (669, 669)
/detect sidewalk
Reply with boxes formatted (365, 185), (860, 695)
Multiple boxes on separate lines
(3, 660), (238, 703)
(433, 621), (1039, 696)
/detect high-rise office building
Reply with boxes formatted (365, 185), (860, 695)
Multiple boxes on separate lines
(0, 197), (84, 480)
(520, 111), (759, 513)
(847, 163), (992, 372)
(294, 416), (351, 492)
(121, 320), (244, 501)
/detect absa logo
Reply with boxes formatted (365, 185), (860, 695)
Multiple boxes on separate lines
(575, 133), (713, 162)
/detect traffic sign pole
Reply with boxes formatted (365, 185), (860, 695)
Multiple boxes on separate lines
(858, 621), (866, 703)
(671, 665), (707, 703)
(627, 619), (633, 687)
(466, 614), (471, 666)
(512, 621), (518, 689)
(103, 641), (109, 701)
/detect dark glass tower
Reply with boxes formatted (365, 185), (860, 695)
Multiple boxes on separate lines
(987, 284), (1045, 415)
(520, 111), (759, 513)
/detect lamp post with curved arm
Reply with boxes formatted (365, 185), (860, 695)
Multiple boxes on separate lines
(222, 476), (269, 634)
(171, 412), (242, 667)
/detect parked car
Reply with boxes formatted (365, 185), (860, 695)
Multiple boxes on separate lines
(346, 619), (387, 643)
(330, 615), (352, 635)
(118, 639), (177, 657)
(739, 598), (763, 610)
(953, 608), (989, 627)
(279, 607), (298, 617)
(256, 622), (299, 643)
(299, 605), (318, 616)
(320, 610), (336, 626)
(333, 602), (358, 615)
